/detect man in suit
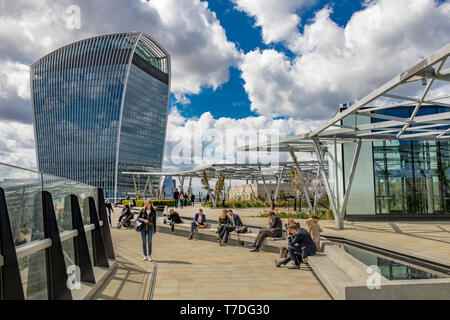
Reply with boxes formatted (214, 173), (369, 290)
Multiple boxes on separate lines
(219, 209), (243, 245)
(275, 225), (317, 269)
(188, 208), (207, 240)
(173, 189), (179, 208)
(249, 211), (282, 252)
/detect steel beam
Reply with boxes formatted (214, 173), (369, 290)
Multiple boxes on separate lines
(259, 166), (274, 209)
(69, 194), (95, 284)
(312, 140), (340, 229)
(41, 191), (72, 300)
(97, 189), (115, 260)
(289, 151), (313, 213)
(339, 140), (362, 219)
(274, 166), (285, 204)
(0, 187), (25, 300)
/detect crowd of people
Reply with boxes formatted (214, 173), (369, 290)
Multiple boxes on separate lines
(173, 188), (196, 208)
(110, 196), (323, 270)
(164, 204), (322, 270)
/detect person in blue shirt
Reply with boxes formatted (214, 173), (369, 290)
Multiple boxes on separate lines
(188, 208), (207, 240)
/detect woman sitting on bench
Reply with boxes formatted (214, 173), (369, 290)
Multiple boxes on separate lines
(165, 208), (183, 232)
(188, 208), (207, 240)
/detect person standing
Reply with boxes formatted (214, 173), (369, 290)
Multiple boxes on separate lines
(105, 200), (113, 225)
(306, 215), (323, 250)
(188, 208), (207, 240)
(249, 211), (282, 252)
(137, 200), (157, 261)
(179, 192), (185, 209)
(190, 193), (195, 206)
(173, 188), (179, 208)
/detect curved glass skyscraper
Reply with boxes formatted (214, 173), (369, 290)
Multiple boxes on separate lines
(31, 33), (170, 200)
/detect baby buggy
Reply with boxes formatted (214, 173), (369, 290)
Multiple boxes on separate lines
(117, 205), (134, 229)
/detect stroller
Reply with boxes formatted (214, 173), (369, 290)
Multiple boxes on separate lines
(117, 205), (134, 229)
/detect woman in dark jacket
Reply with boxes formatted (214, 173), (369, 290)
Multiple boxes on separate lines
(137, 200), (157, 261)
(217, 209), (231, 241)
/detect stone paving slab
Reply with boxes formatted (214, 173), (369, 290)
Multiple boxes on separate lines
(107, 209), (330, 300)
(151, 205), (450, 266)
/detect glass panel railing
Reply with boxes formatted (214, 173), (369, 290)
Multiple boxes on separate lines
(0, 164), (44, 245)
(0, 162), (102, 299)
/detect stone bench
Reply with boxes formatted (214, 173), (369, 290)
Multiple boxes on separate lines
(156, 218), (285, 252)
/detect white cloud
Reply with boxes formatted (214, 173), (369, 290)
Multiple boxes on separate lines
(0, 61), (30, 100)
(0, 0), (241, 168)
(232, 0), (314, 44)
(239, 0), (450, 119)
(0, 0), (240, 120)
(0, 120), (36, 169)
(163, 107), (324, 170)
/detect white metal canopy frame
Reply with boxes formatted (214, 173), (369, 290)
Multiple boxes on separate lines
(122, 161), (328, 209)
(238, 43), (450, 229)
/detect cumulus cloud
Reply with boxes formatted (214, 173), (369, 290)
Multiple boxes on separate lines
(0, 0), (240, 123)
(239, 0), (450, 119)
(163, 107), (324, 171)
(232, 0), (315, 44)
(0, 120), (36, 169)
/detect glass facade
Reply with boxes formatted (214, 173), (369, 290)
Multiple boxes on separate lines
(31, 33), (170, 200)
(373, 106), (450, 215)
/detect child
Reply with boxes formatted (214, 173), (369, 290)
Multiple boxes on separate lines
(306, 215), (323, 250)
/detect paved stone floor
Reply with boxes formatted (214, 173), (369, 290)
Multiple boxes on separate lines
(161, 205), (450, 265)
(103, 205), (450, 300)
(104, 225), (330, 300)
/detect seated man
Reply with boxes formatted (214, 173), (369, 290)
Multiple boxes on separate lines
(165, 208), (183, 232)
(188, 208), (207, 240)
(275, 225), (317, 269)
(249, 211), (282, 252)
(219, 209), (244, 246)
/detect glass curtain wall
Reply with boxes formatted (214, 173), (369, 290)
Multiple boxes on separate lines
(373, 106), (450, 214)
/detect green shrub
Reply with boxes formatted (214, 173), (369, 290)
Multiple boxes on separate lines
(122, 199), (190, 207)
(202, 199), (267, 208)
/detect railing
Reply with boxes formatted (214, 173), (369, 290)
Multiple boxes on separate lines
(0, 162), (115, 300)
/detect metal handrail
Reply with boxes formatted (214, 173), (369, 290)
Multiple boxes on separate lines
(16, 238), (52, 260)
(13, 226), (97, 260)
(60, 230), (79, 242)
(84, 224), (95, 232)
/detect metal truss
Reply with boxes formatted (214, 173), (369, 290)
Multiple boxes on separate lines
(122, 161), (328, 207)
(237, 43), (450, 229)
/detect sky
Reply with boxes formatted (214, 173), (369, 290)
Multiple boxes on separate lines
(1, 0), (450, 179)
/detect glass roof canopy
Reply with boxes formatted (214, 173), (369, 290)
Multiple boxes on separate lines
(122, 161), (327, 182)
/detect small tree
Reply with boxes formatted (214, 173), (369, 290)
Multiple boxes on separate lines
(308, 178), (327, 213)
(214, 171), (225, 205)
(201, 171), (216, 207)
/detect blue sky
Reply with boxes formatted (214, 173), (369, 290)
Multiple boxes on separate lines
(1, 0), (450, 170)
(172, 0), (366, 120)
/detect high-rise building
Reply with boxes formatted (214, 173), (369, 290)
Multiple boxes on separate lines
(31, 33), (170, 200)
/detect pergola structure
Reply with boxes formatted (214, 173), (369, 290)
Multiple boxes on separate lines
(122, 161), (327, 209)
(239, 43), (450, 229)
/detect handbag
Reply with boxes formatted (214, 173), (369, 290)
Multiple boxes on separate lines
(135, 219), (143, 232)
(236, 225), (248, 234)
